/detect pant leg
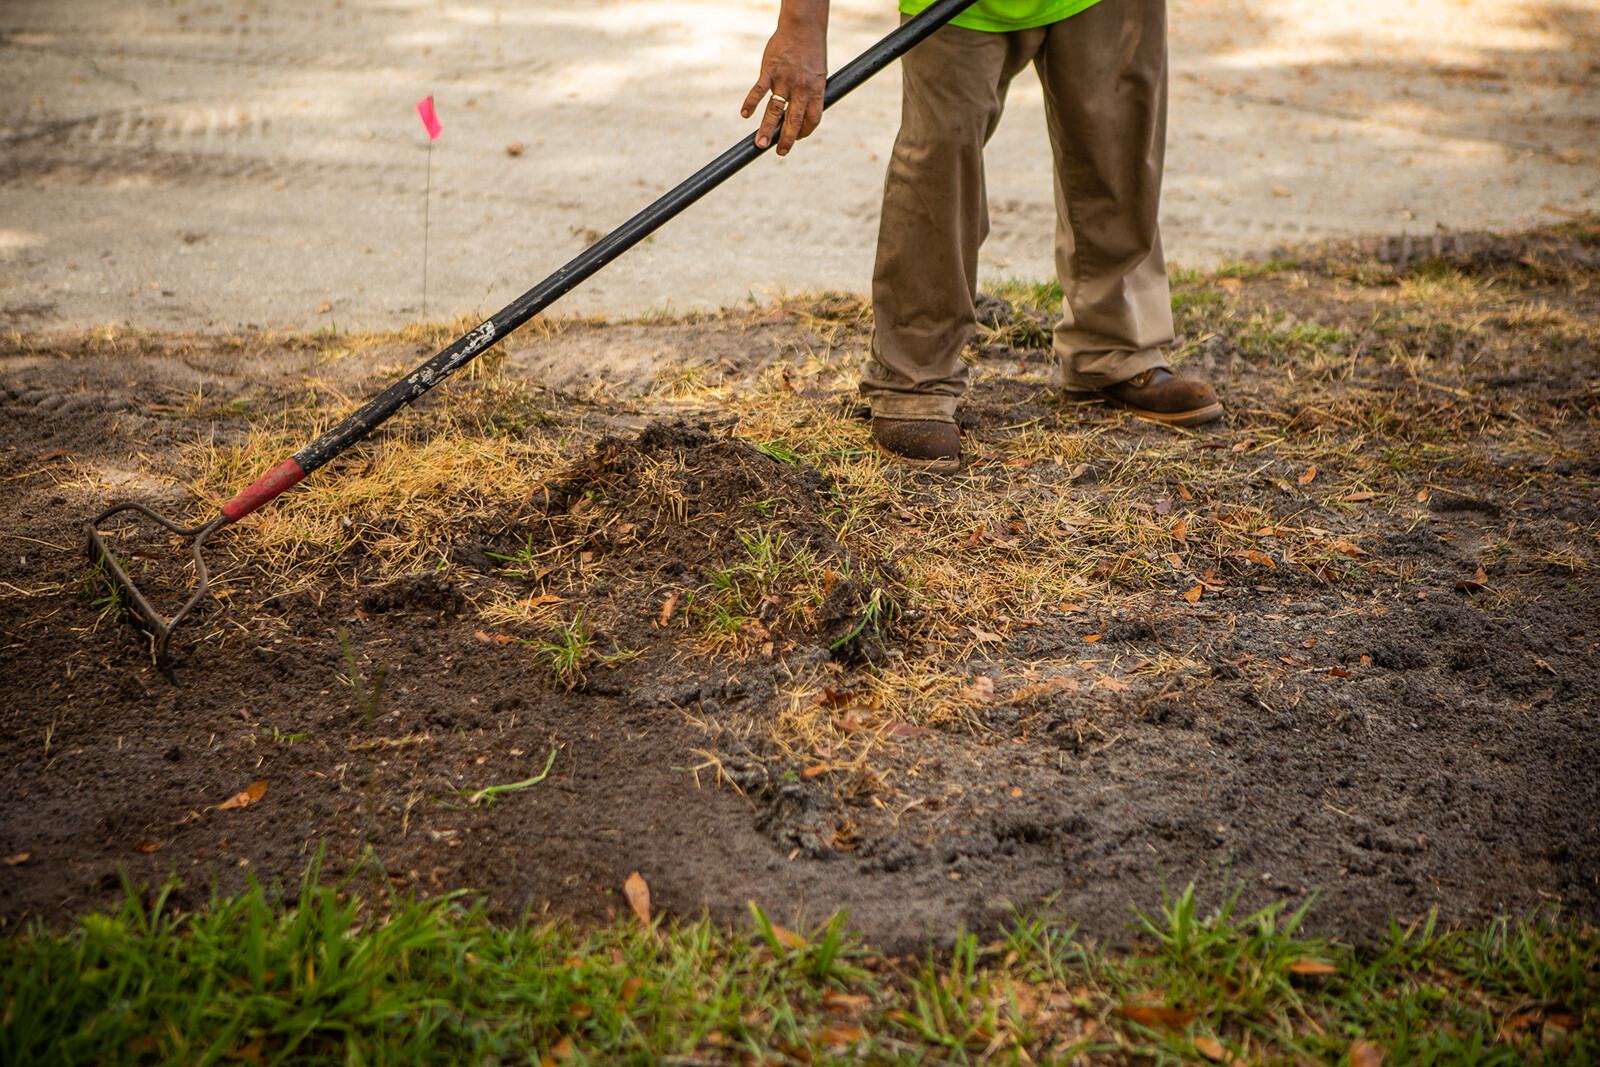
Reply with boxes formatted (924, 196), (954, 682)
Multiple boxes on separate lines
(861, 22), (1043, 420)
(1036, 0), (1174, 391)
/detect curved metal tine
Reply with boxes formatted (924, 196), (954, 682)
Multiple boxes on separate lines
(156, 515), (229, 662)
(86, 501), (227, 663)
(91, 500), (214, 538)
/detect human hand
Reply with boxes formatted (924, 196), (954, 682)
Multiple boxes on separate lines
(741, 0), (828, 156)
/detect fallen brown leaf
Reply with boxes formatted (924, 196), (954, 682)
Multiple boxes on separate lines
(1456, 567), (1490, 593)
(1342, 491), (1381, 503)
(1172, 516), (1189, 545)
(1298, 464), (1318, 486)
(1218, 277), (1243, 295)
(882, 722), (932, 739)
(819, 687), (856, 710)
(505, 141), (525, 157)
(316, 301), (332, 314)
(619, 976), (646, 1004)
(217, 780), (267, 811)
(475, 630), (515, 644)
(134, 839), (165, 854)
(818, 1025), (865, 1047)
(1117, 1004), (1197, 1031)
(822, 990), (872, 1014)
(622, 871), (651, 926)
(4, 852), (31, 866)
(125, 1036), (161, 1057)
(968, 626), (1004, 643)
(1288, 959), (1338, 976)
(1194, 1036), (1233, 1062)
(1183, 585), (1203, 604)
(960, 675), (997, 703)
(1090, 557), (1125, 579)
(770, 924), (807, 950)
(802, 764), (838, 778)
(1349, 1039), (1383, 1067)
(657, 591), (679, 627)
(1098, 676), (1127, 692)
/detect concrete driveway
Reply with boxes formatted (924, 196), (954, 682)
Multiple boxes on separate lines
(2, 0), (1596, 332)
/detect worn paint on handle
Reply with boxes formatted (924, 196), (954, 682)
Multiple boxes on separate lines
(221, 458), (306, 521)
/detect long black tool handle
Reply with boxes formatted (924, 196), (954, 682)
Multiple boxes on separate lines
(220, 0), (979, 522)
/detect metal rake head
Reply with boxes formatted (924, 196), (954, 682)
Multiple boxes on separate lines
(86, 502), (230, 664)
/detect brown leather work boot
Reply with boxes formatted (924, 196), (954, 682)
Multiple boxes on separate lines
(1095, 368), (1222, 427)
(871, 417), (962, 472)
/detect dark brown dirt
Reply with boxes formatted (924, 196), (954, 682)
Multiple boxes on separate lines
(2, 232), (1597, 952)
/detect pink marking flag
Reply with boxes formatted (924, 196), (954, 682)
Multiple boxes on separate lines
(416, 96), (442, 141)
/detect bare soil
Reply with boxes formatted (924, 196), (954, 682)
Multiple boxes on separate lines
(1, 230), (1597, 952)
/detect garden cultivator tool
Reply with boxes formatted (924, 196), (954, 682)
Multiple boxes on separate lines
(87, 0), (979, 663)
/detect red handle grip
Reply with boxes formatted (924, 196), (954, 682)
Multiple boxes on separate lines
(221, 458), (306, 522)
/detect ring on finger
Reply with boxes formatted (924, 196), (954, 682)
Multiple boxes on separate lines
(770, 94), (788, 107)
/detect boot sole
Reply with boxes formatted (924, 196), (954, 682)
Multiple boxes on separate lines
(872, 440), (963, 473)
(1108, 399), (1224, 428)
(1064, 390), (1224, 428)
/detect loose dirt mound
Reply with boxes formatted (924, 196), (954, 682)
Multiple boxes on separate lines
(457, 418), (896, 671)
(2, 231), (1597, 950)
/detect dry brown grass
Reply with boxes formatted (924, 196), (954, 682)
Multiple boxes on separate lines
(187, 403), (568, 590)
(147, 237), (1598, 774)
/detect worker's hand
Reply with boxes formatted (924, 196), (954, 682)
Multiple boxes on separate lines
(741, 0), (829, 156)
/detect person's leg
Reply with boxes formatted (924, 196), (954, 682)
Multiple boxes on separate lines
(1035, 0), (1219, 425)
(863, 21), (1044, 461)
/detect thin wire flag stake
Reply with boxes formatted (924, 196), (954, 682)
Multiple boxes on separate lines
(416, 95), (443, 319)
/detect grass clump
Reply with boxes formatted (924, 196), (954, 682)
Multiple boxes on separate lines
(522, 611), (636, 688)
(692, 527), (833, 649)
(4, 873), (1595, 1065)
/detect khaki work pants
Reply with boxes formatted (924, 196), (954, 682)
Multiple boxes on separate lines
(862, 0), (1174, 420)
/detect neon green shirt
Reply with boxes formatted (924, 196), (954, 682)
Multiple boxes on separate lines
(899, 0), (1105, 33)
